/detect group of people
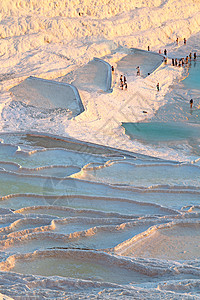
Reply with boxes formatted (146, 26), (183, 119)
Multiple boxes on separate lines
(158, 49), (167, 56)
(120, 74), (127, 90)
(176, 37), (187, 45)
(172, 52), (197, 67)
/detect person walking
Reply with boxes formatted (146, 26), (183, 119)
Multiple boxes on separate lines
(172, 58), (175, 66)
(156, 83), (159, 91)
(164, 49), (167, 56)
(190, 99), (193, 109)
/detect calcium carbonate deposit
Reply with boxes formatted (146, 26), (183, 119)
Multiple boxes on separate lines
(0, 0), (200, 299)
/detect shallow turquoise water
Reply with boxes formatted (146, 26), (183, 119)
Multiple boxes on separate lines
(182, 59), (200, 90)
(122, 60), (200, 151)
(122, 122), (200, 142)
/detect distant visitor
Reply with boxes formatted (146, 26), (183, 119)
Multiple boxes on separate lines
(190, 99), (193, 109)
(156, 83), (159, 91)
(136, 66), (140, 76)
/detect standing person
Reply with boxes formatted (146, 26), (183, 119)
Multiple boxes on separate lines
(194, 52), (197, 60)
(148, 46), (150, 51)
(123, 75), (126, 84)
(156, 83), (159, 91)
(164, 49), (167, 56)
(190, 99), (193, 109)
(111, 66), (114, 73)
(136, 66), (140, 76)
(189, 53), (192, 60)
(176, 37), (179, 45)
(120, 75), (123, 82)
(184, 38), (186, 45)
(175, 58), (178, 66)
(172, 58), (175, 66)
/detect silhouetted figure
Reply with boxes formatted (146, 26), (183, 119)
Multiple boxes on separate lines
(189, 53), (192, 60)
(136, 66), (140, 76)
(172, 58), (175, 66)
(148, 46), (150, 51)
(124, 75), (126, 83)
(111, 66), (114, 72)
(194, 52), (197, 60)
(190, 99), (193, 109)
(176, 38), (179, 45)
(164, 49), (167, 56)
(175, 58), (178, 66)
(156, 83), (159, 91)
(120, 75), (123, 82)
(184, 38), (186, 45)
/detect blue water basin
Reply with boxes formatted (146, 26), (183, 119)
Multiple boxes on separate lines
(122, 122), (200, 143)
(182, 59), (200, 90)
